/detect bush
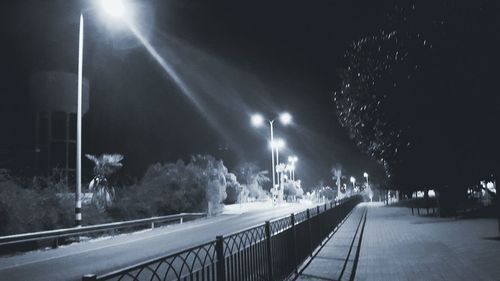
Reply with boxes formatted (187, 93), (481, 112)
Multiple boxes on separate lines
(224, 173), (246, 204)
(0, 171), (74, 235)
(109, 155), (229, 220)
(235, 163), (270, 200)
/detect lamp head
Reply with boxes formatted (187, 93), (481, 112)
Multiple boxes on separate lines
(251, 113), (264, 127)
(271, 138), (285, 149)
(279, 112), (292, 125)
(101, 0), (126, 18)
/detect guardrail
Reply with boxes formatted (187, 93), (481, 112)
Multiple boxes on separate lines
(0, 212), (206, 249)
(82, 196), (363, 281)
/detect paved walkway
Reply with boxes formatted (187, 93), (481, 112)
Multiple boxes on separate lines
(296, 204), (366, 281)
(297, 202), (500, 281)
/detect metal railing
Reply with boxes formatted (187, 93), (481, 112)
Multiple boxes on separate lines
(82, 196), (363, 281)
(0, 212), (206, 249)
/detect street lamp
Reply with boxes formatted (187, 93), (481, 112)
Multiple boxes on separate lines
(251, 112), (292, 189)
(350, 176), (356, 191)
(279, 112), (292, 125)
(363, 172), (369, 188)
(100, 0), (126, 18)
(75, 0), (127, 227)
(271, 138), (286, 170)
(288, 155), (298, 181)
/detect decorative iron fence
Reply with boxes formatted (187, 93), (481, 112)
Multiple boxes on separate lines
(83, 196), (362, 281)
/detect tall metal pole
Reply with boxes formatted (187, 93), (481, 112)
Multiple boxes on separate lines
(275, 146), (279, 169)
(275, 145), (280, 186)
(76, 14), (84, 227)
(269, 120), (275, 189)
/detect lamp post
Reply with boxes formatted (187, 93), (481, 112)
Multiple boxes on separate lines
(350, 176), (356, 194)
(75, 0), (126, 226)
(273, 138), (285, 171)
(251, 112), (292, 190)
(363, 172), (369, 189)
(288, 156), (298, 181)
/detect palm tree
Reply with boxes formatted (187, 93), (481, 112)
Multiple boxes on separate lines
(331, 165), (345, 200)
(85, 154), (123, 210)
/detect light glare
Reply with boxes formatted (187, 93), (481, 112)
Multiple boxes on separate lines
(279, 112), (292, 125)
(270, 138), (285, 149)
(251, 114), (264, 127)
(101, 0), (125, 18)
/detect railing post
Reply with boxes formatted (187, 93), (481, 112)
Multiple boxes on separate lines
(265, 221), (274, 281)
(411, 207), (414, 215)
(151, 222), (155, 229)
(216, 235), (226, 281)
(180, 217), (183, 224)
(82, 274), (97, 281)
(290, 214), (298, 274)
(306, 209), (312, 257)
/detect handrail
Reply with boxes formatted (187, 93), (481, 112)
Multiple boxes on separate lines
(0, 212), (206, 247)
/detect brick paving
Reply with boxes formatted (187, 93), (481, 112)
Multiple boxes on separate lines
(356, 203), (500, 281)
(296, 202), (500, 281)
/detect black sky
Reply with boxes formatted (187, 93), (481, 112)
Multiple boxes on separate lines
(1, 0), (411, 187)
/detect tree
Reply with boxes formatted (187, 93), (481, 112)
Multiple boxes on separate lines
(331, 165), (346, 199)
(224, 172), (245, 204)
(116, 155), (228, 218)
(235, 162), (270, 199)
(86, 154), (124, 210)
(333, 1), (499, 215)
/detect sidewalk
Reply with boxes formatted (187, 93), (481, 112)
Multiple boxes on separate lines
(296, 202), (500, 281)
(296, 204), (367, 281)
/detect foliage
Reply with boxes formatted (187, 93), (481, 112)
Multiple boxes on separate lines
(0, 171), (73, 236)
(283, 181), (304, 200)
(235, 162), (270, 199)
(109, 155), (228, 219)
(319, 186), (336, 201)
(224, 172), (246, 204)
(86, 154), (124, 210)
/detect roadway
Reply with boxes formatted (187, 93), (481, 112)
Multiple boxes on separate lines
(0, 202), (314, 281)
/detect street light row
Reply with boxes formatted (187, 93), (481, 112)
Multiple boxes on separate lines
(251, 112), (298, 204)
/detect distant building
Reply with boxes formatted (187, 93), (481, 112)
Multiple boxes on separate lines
(30, 71), (89, 182)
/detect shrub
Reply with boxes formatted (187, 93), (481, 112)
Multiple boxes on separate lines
(0, 171), (73, 235)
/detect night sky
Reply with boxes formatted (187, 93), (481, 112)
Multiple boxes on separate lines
(2, 0), (497, 189)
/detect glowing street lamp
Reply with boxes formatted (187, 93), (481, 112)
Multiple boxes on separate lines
(271, 138), (286, 169)
(279, 112), (292, 125)
(363, 172), (369, 188)
(100, 0), (126, 18)
(251, 112), (292, 189)
(251, 114), (264, 127)
(350, 176), (356, 191)
(75, 0), (127, 226)
(288, 155), (298, 181)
